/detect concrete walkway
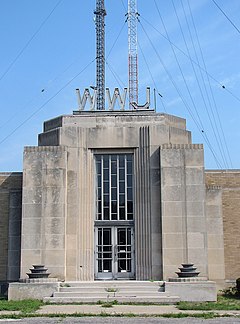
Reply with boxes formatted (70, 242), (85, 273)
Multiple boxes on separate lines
(35, 304), (240, 316)
(0, 305), (240, 317)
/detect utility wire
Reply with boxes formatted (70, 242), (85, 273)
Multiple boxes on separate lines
(0, 58), (95, 146)
(154, 0), (223, 168)
(139, 20), (222, 168)
(0, 52), (87, 131)
(140, 15), (240, 105)
(107, 21), (127, 59)
(154, 0), (204, 129)
(177, 0), (228, 168)
(0, 0), (63, 84)
(211, 0), (240, 35)
(138, 40), (167, 113)
(187, 0), (232, 168)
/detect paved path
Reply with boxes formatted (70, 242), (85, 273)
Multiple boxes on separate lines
(36, 304), (240, 316)
(0, 317), (240, 323)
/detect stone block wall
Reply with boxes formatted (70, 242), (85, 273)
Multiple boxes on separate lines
(0, 173), (22, 282)
(206, 186), (225, 285)
(205, 170), (240, 282)
(160, 144), (208, 280)
(21, 146), (67, 280)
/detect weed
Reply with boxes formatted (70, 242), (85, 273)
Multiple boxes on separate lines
(0, 299), (43, 313)
(178, 295), (240, 311)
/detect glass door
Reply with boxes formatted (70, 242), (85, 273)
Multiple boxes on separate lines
(95, 226), (135, 279)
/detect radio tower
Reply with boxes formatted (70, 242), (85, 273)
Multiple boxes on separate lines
(128, 0), (138, 108)
(94, 0), (106, 110)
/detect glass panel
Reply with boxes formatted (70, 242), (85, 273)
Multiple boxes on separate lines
(127, 228), (131, 244)
(127, 213), (133, 220)
(119, 208), (125, 220)
(119, 181), (125, 193)
(103, 194), (109, 206)
(103, 156), (109, 168)
(111, 188), (117, 200)
(103, 208), (110, 220)
(127, 188), (132, 200)
(118, 229), (126, 245)
(127, 161), (132, 174)
(98, 229), (102, 245)
(111, 155), (117, 162)
(119, 194), (125, 207)
(118, 259), (126, 272)
(127, 201), (133, 213)
(95, 155), (101, 162)
(95, 154), (134, 222)
(119, 169), (125, 181)
(98, 260), (102, 272)
(127, 175), (132, 187)
(127, 155), (132, 162)
(111, 161), (117, 174)
(98, 175), (101, 187)
(103, 182), (109, 194)
(103, 169), (109, 180)
(127, 259), (131, 272)
(119, 155), (125, 167)
(103, 228), (111, 245)
(98, 201), (102, 213)
(111, 175), (117, 187)
(97, 162), (101, 174)
(111, 201), (117, 213)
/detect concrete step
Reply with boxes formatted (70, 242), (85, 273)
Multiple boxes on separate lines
(44, 295), (180, 304)
(58, 287), (164, 293)
(61, 281), (163, 288)
(54, 291), (169, 298)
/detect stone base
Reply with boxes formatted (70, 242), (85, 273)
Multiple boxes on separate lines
(165, 280), (217, 302)
(8, 282), (59, 301)
(19, 278), (58, 283)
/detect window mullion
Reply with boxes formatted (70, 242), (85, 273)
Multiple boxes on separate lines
(117, 155), (119, 221)
(109, 155), (111, 220)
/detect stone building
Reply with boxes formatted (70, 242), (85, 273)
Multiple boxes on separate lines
(0, 108), (240, 291)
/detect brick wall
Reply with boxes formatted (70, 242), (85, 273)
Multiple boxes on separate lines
(0, 173), (22, 282)
(205, 170), (240, 282)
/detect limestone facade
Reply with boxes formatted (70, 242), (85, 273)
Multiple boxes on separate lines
(0, 173), (22, 283)
(0, 111), (239, 287)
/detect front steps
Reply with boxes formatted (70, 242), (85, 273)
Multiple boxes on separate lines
(44, 281), (180, 304)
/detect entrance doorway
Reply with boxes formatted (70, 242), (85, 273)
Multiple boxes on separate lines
(95, 226), (135, 279)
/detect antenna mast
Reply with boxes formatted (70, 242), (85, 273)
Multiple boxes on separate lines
(95, 0), (106, 110)
(128, 0), (138, 108)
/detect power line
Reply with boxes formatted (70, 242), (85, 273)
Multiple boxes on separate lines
(187, 0), (233, 168)
(0, 59), (96, 146)
(211, 0), (240, 35)
(139, 20), (223, 168)
(0, 0), (63, 85)
(138, 40), (167, 113)
(140, 15), (240, 105)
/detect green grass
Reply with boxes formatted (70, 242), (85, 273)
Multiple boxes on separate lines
(178, 295), (240, 311)
(0, 299), (44, 313)
(0, 312), (225, 320)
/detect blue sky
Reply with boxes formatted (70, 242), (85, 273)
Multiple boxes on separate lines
(0, 0), (239, 171)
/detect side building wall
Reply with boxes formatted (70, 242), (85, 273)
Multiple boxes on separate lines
(205, 170), (240, 284)
(0, 173), (22, 288)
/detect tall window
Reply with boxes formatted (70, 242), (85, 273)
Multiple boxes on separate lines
(95, 154), (133, 221)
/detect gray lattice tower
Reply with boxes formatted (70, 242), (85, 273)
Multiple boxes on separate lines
(128, 0), (138, 108)
(94, 0), (106, 110)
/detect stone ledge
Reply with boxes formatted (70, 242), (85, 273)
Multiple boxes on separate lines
(8, 282), (59, 301)
(165, 280), (217, 302)
(161, 144), (203, 150)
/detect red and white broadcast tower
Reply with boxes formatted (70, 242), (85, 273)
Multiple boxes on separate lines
(128, 0), (139, 108)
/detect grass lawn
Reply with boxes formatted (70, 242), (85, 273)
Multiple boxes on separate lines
(178, 295), (240, 311)
(0, 299), (44, 313)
